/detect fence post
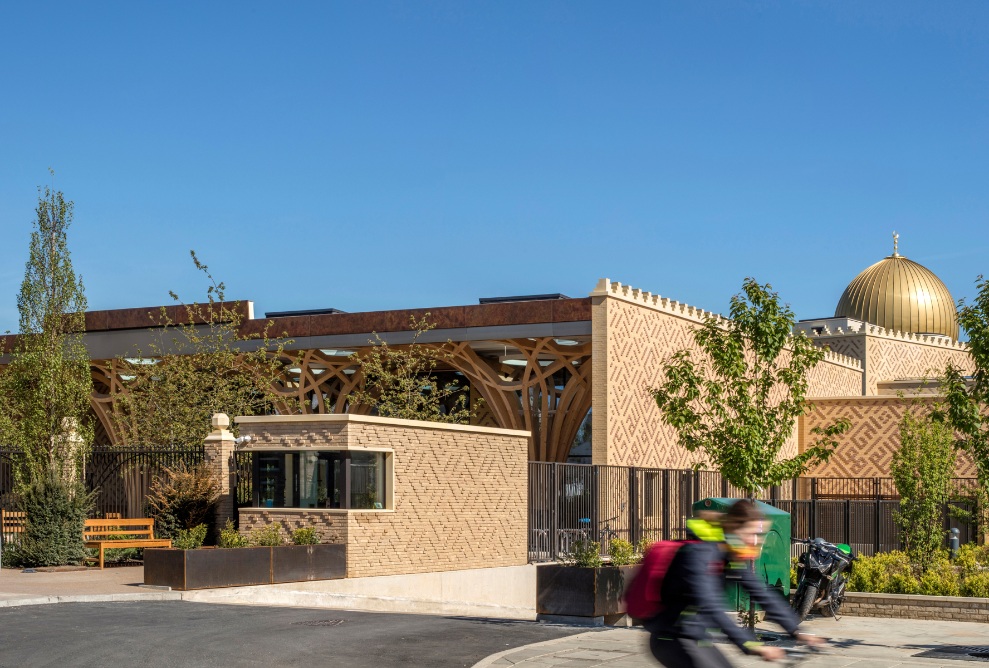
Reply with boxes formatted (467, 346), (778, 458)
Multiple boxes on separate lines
(874, 479), (881, 555)
(812, 478), (818, 539)
(629, 467), (639, 546)
(660, 469), (673, 540)
(844, 499), (851, 547)
(204, 413), (237, 533)
(591, 465), (600, 546)
(551, 463), (559, 561)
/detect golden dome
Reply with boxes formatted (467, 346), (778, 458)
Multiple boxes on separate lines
(835, 242), (958, 340)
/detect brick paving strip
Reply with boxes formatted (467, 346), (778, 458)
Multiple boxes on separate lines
(472, 616), (989, 668)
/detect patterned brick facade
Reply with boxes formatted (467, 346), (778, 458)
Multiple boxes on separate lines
(810, 327), (974, 396)
(232, 415), (529, 578)
(591, 280), (866, 469)
(800, 397), (976, 477)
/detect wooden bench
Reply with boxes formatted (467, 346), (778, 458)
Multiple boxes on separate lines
(83, 518), (171, 569)
(1, 509), (25, 547)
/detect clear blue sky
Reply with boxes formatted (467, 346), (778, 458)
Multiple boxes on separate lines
(1, 2), (987, 334)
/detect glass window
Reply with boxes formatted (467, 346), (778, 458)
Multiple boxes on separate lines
(350, 452), (385, 509)
(251, 451), (387, 510)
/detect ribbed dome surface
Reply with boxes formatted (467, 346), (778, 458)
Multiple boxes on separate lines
(835, 254), (958, 340)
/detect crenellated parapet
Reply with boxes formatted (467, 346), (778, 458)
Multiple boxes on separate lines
(591, 278), (727, 326)
(807, 324), (969, 352)
(592, 278), (863, 371)
(819, 349), (863, 371)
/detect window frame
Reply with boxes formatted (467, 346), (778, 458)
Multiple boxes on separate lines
(247, 448), (393, 512)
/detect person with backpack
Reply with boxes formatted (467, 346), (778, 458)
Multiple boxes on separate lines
(629, 499), (823, 666)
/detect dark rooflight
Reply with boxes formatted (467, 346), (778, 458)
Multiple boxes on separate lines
(479, 294), (570, 305)
(264, 308), (347, 318)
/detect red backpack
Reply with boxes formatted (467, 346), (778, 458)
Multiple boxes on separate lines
(624, 540), (696, 620)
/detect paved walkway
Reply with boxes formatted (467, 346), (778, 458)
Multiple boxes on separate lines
(3, 567), (989, 667)
(473, 616), (989, 667)
(0, 565), (179, 606)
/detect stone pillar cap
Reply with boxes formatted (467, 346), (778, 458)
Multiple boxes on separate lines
(211, 413), (230, 429)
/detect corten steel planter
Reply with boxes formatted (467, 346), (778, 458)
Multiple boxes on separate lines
(144, 545), (347, 590)
(272, 544), (346, 583)
(536, 564), (638, 619)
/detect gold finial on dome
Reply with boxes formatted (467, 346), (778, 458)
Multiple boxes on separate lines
(835, 240), (958, 340)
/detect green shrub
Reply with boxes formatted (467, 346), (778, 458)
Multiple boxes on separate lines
(608, 538), (635, 566)
(919, 557), (961, 597)
(218, 519), (248, 548)
(173, 524), (208, 550)
(248, 522), (284, 547)
(636, 537), (655, 556)
(956, 544), (989, 579)
(560, 538), (603, 568)
(961, 572), (989, 598)
(291, 526), (320, 546)
(848, 551), (920, 594)
(147, 463), (220, 541)
(10, 475), (95, 567)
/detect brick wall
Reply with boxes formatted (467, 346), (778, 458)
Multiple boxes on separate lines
(800, 397), (976, 477)
(234, 415), (529, 578)
(591, 280), (864, 469)
(843, 592), (989, 622)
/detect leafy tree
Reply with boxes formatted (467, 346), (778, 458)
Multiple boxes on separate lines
(936, 274), (989, 532)
(891, 411), (956, 572)
(349, 315), (478, 424)
(0, 180), (93, 484)
(651, 278), (850, 498)
(110, 251), (294, 446)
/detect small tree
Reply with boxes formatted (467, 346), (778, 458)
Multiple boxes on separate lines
(349, 315), (477, 424)
(651, 278), (850, 498)
(7, 474), (95, 567)
(146, 462), (221, 540)
(891, 411), (956, 572)
(937, 274), (989, 533)
(0, 180), (93, 484)
(110, 252), (294, 446)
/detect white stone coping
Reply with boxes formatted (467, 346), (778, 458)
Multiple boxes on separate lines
(235, 413), (531, 438)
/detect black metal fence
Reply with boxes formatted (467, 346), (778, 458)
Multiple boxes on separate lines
(0, 445), (205, 519)
(528, 462), (979, 562)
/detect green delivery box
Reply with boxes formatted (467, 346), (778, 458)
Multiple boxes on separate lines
(691, 498), (791, 611)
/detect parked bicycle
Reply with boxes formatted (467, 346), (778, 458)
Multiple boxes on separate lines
(791, 537), (855, 620)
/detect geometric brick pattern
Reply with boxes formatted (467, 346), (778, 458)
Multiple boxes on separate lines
(809, 327), (974, 396)
(591, 279), (866, 470)
(233, 415), (529, 578)
(864, 334), (974, 395)
(800, 397), (976, 478)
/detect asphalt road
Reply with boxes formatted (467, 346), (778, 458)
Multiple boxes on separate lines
(0, 601), (584, 668)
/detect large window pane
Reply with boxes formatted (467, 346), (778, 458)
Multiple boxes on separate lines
(350, 452), (385, 509)
(258, 453), (289, 508)
(252, 450), (386, 509)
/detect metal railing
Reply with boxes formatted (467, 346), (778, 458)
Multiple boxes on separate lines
(1, 444), (205, 519)
(528, 462), (979, 562)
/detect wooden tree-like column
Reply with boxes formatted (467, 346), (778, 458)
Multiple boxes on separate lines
(90, 361), (126, 445)
(269, 349), (367, 415)
(431, 339), (592, 462)
(90, 338), (592, 462)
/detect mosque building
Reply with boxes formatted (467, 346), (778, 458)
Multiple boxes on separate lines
(1, 236), (975, 479)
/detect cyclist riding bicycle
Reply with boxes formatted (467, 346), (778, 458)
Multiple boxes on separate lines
(644, 499), (824, 667)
